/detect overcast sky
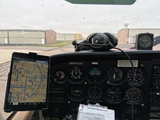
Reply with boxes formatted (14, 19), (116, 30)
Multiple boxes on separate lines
(0, 0), (160, 36)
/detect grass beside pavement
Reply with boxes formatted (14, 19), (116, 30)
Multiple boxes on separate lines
(37, 41), (73, 47)
(0, 40), (79, 47)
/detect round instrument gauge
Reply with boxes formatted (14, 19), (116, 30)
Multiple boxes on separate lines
(139, 35), (152, 48)
(127, 68), (145, 85)
(69, 66), (84, 83)
(55, 70), (65, 81)
(70, 103), (80, 115)
(107, 67), (123, 84)
(87, 86), (103, 101)
(125, 87), (143, 102)
(106, 87), (123, 102)
(69, 86), (85, 99)
(88, 66), (104, 83)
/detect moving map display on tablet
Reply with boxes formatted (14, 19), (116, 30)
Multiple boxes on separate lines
(8, 58), (48, 104)
(4, 52), (50, 112)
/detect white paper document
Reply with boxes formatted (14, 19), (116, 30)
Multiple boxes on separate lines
(77, 104), (115, 120)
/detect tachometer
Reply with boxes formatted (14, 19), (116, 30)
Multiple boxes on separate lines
(106, 86), (123, 102)
(107, 67), (123, 84)
(125, 87), (143, 102)
(69, 66), (84, 83)
(87, 86), (103, 101)
(88, 66), (104, 83)
(127, 68), (145, 85)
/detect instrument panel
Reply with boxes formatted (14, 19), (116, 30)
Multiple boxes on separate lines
(42, 51), (160, 120)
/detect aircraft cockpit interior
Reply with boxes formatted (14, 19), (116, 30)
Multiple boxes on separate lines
(3, 32), (160, 120)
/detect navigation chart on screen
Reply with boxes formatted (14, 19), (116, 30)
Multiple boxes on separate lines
(8, 58), (48, 103)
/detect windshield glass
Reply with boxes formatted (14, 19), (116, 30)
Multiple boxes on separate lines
(0, 0), (160, 119)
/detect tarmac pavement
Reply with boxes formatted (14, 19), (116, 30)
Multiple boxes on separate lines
(0, 43), (160, 119)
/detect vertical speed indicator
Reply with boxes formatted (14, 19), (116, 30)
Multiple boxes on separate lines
(106, 86), (123, 102)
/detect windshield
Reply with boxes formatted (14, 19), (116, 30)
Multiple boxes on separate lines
(0, 0), (160, 119)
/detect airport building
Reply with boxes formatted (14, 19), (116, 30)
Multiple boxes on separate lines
(117, 28), (160, 44)
(0, 30), (83, 45)
(57, 33), (82, 41)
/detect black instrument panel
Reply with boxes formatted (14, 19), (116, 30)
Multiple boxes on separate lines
(42, 51), (160, 120)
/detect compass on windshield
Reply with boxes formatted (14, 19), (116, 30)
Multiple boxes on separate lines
(136, 33), (154, 50)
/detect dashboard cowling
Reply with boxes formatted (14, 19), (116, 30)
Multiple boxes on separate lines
(42, 50), (160, 120)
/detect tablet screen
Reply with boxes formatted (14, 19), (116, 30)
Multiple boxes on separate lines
(8, 57), (48, 105)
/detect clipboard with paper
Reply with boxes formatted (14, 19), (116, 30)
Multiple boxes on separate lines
(77, 103), (115, 120)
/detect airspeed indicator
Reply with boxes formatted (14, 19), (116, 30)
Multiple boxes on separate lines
(68, 66), (84, 83)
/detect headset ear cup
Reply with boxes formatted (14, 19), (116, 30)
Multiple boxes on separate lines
(103, 32), (118, 47)
(86, 33), (98, 43)
(87, 33), (109, 44)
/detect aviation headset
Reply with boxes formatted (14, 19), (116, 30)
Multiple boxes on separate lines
(73, 32), (118, 51)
